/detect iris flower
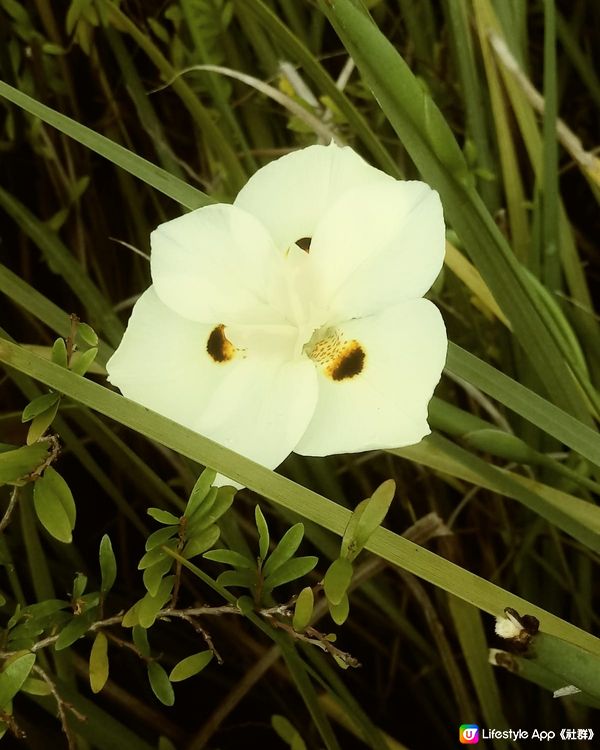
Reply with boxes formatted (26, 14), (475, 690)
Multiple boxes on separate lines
(106, 144), (447, 475)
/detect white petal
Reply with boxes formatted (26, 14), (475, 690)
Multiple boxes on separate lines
(106, 288), (216, 427)
(309, 180), (445, 320)
(151, 203), (286, 325)
(234, 143), (393, 252)
(294, 300), (447, 456)
(106, 288), (318, 472)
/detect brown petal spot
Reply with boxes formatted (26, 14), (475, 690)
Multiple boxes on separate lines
(328, 341), (365, 381)
(295, 236), (312, 252)
(207, 324), (235, 363)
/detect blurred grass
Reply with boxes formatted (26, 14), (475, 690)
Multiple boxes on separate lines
(0, 1), (599, 748)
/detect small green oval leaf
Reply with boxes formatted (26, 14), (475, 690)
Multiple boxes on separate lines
(236, 596), (254, 615)
(55, 611), (95, 651)
(0, 442), (51, 486)
(203, 548), (255, 569)
(264, 556), (318, 591)
(147, 662), (174, 706)
(184, 468), (216, 518)
(0, 653), (36, 708)
(51, 338), (68, 368)
(22, 392), (59, 423)
(33, 467), (76, 543)
(169, 650), (213, 682)
(70, 347), (98, 376)
(188, 486), (235, 533)
(132, 625), (151, 658)
(99, 534), (117, 594)
(353, 479), (395, 551)
(329, 593), (350, 626)
(26, 398), (60, 445)
(20, 677), (52, 696)
(143, 554), (173, 597)
(145, 525), (179, 552)
(340, 498), (369, 561)
(138, 540), (177, 570)
(147, 508), (180, 525)
(255, 505), (270, 561)
(323, 558), (353, 606)
(464, 429), (542, 464)
(272, 714), (296, 742)
(182, 524), (220, 559)
(272, 715), (307, 748)
(89, 631), (109, 694)
(72, 572), (87, 600)
(262, 523), (304, 578)
(293, 587), (314, 633)
(138, 576), (174, 629)
(76, 322), (98, 347)
(217, 570), (256, 590)
(21, 599), (68, 618)
(121, 601), (141, 628)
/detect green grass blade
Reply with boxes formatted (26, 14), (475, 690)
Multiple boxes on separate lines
(0, 262), (112, 367)
(180, 0), (257, 175)
(30, 683), (155, 750)
(279, 642), (341, 750)
(0, 186), (124, 348)
(446, 343), (600, 468)
(556, 8), (600, 108)
(101, 1), (247, 197)
(102, 25), (188, 180)
(303, 648), (391, 750)
(0, 338), (599, 656)
(319, 0), (591, 420)
(0, 80), (210, 210)
(243, 0), (400, 176)
(541, 0), (560, 291)
(393, 433), (600, 554)
(447, 597), (510, 750)
(443, 0), (500, 210)
(473, 1), (530, 262)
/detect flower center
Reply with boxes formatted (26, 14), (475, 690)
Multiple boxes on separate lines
(303, 326), (366, 381)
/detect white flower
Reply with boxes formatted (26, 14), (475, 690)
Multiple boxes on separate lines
(106, 143), (447, 476)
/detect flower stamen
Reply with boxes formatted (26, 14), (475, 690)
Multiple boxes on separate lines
(330, 342), (365, 381)
(304, 327), (366, 381)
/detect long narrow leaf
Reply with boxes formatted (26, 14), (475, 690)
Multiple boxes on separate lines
(0, 81), (209, 210)
(0, 338), (598, 655)
(319, 0), (592, 421)
(446, 344), (600, 468)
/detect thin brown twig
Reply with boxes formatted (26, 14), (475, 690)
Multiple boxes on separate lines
(263, 614), (360, 668)
(0, 486), (20, 534)
(33, 665), (85, 750)
(162, 611), (224, 664)
(103, 629), (152, 661)
(0, 607), (239, 660)
(25, 434), (61, 482)
(0, 708), (25, 740)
